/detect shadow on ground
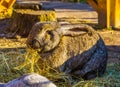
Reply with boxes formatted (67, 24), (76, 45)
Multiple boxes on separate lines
(42, 1), (94, 11)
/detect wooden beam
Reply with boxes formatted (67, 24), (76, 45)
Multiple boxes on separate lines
(87, 0), (99, 12)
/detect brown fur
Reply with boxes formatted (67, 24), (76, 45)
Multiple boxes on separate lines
(27, 22), (107, 80)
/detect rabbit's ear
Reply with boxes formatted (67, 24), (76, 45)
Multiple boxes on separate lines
(58, 24), (93, 36)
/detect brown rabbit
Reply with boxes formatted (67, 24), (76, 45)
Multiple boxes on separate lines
(27, 22), (108, 80)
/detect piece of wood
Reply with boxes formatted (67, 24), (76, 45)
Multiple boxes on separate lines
(5, 9), (56, 38)
(14, 1), (43, 10)
(87, 0), (108, 28)
(87, 0), (120, 28)
(87, 0), (99, 12)
(97, 0), (109, 28)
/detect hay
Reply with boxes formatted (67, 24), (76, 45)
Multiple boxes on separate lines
(0, 48), (120, 87)
(0, 8), (13, 19)
(0, 49), (25, 82)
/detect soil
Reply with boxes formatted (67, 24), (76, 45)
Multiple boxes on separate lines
(0, 1), (120, 65)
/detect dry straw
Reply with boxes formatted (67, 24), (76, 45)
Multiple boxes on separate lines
(0, 48), (120, 87)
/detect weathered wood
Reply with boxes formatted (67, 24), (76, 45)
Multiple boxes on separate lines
(14, 1), (43, 10)
(5, 9), (56, 38)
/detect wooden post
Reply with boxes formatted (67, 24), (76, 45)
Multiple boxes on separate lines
(87, 0), (120, 28)
(106, 0), (110, 28)
(114, 0), (120, 27)
(87, 0), (98, 12)
(98, 0), (110, 28)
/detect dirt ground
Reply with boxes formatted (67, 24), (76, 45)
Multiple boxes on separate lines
(0, 1), (120, 65)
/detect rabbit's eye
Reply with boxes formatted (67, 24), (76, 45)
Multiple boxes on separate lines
(45, 33), (51, 40)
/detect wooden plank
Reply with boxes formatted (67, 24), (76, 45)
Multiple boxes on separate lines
(14, 1), (42, 10)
